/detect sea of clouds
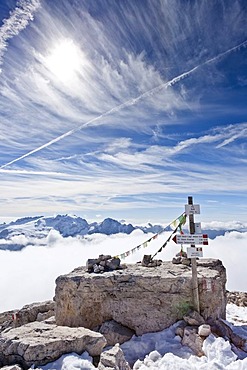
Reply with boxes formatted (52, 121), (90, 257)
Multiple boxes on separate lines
(0, 229), (246, 313)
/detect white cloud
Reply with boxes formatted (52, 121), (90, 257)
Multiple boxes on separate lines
(202, 220), (247, 230)
(0, 230), (246, 313)
(204, 232), (247, 292)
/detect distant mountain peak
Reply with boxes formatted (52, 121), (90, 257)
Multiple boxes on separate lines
(0, 214), (245, 252)
(0, 214), (164, 251)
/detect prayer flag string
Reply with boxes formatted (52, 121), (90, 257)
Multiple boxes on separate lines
(114, 213), (186, 260)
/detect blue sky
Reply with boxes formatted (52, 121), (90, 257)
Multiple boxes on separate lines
(0, 0), (246, 224)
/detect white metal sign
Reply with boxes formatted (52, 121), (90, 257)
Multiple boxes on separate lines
(185, 204), (200, 215)
(194, 222), (202, 234)
(172, 234), (208, 245)
(187, 247), (203, 258)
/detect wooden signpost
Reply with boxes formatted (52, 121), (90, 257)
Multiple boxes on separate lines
(172, 196), (208, 313)
(187, 196), (200, 313)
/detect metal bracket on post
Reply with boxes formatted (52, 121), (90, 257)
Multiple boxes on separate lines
(188, 196), (200, 313)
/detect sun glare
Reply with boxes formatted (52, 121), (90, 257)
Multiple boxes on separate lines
(45, 39), (81, 82)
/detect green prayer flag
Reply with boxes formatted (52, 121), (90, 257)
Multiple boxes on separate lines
(179, 214), (186, 225)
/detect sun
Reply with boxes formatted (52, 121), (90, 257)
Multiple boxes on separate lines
(45, 39), (81, 82)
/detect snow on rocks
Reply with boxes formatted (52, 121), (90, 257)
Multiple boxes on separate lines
(227, 304), (247, 326)
(33, 352), (95, 370)
(1, 305), (245, 370)
(132, 335), (247, 370)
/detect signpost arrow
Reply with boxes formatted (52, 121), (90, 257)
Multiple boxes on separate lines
(172, 234), (208, 245)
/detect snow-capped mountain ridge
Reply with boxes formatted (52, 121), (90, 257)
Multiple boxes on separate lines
(0, 214), (165, 251)
(0, 214), (246, 252)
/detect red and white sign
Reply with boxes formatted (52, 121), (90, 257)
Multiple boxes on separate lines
(172, 234), (208, 245)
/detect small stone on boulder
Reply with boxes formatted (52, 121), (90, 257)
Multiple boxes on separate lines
(141, 255), (162, 267)
(106, 258), (121, 271)
(87, 258), (100, 272)
(172, 256), (182, 264)
(183, 310), (205, 326)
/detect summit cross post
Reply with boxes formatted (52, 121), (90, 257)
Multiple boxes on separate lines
(188, 196), (200, 313)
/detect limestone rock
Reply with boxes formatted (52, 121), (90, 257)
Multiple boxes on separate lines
(42, 316), (56, 324)
(0, 301), (55, 332)
(36, 310), (54, 322)
(98, 344), (131, 370)
(0, 321), (106, 369)
(198, 324), (211, 337)
(55, 259), (226, 336)
(182, 326), (204, 356)
(183, 310), (205, 326)
(99, 320), (135, 346)
(227, 291), (247, 307)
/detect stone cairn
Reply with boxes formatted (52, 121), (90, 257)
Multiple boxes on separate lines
(172, 250), (191, 266)
(141, 254), (162, 267)
(86, 254), (164, 273)
(86, 254), (125, 273)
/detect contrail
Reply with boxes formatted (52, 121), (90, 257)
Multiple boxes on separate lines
(0, 0), (40, 70)
(1, 39), (247, 169)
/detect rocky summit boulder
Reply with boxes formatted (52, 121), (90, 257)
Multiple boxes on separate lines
(55, 259), (227, 336)
(0, 321), (106, 369)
